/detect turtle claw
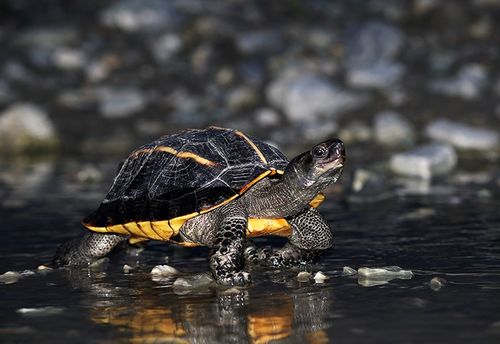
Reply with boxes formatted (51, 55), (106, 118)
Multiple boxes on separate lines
(218, 271), (251, 286)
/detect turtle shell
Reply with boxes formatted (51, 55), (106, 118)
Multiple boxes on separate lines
(83, 127), (291, 243)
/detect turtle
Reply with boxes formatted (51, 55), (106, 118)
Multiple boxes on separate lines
(50, 127), (345, 285)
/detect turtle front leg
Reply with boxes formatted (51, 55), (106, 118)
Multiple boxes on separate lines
(49, 232), (129, 267)
(209, 203), (250, 286)
(269, 208), (333, 267)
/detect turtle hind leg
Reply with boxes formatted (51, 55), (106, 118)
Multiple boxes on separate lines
(244, 239), (273, 265)
(209, 203), (251, 286)
(49, 232), (129, 268)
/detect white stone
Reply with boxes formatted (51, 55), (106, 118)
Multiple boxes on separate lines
(123, 265), (133, 274)
(425, 119), (499, 150)
(151, 264), (179, 276)
(430, 277), (447, 291)
(313, 271), (328, 283)
(374, 110), (415, 146)
(267, 72), (367, 122)
(297, 271), (311, 282)
(0, 271), (21, 284)
(16, 307), (64, 315)
(255, 108), (281, 127)
(97, 87), (146, 118)
(347, 60), (405, 90)
(390, 143), (457, 179)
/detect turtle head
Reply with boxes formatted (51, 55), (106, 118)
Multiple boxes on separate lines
(288, 139), (345, 190)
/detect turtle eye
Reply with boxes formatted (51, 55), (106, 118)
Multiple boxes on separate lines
(312, 145), (328, 159)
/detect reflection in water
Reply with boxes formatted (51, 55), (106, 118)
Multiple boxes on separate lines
(68, 269), (332, 343)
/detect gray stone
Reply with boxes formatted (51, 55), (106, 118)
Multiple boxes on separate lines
(374, 110), (415, 146)
(430, 64), (488, 100)
(0, 103), (58, 153)
(101, 0), (179, 32)
(425, 119), (499, 150)
(345, 21), (405, 89)
(338, 121), (372, 143)
(390, 143), (457, 179)
(226, 86), (258, 111)
(297, 271), (311, 282)
(430, 277), (447, 291)
(267, 72), (367, 123)
(235, 30), (284, 54)
(173, 273), (214, 288)
(97, 87), (147, 118)
(150, 33), (182, 63)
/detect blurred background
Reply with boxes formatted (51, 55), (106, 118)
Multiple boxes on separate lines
(1, 1), (500, 343)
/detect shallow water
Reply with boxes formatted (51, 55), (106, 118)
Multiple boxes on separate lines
(1, 160), (500, 344)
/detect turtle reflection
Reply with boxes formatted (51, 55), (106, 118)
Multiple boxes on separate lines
(83, 273), (332, 343)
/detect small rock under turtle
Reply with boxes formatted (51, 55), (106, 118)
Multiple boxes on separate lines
(49, 127), (345, 285)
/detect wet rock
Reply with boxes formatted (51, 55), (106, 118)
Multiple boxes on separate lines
(297, 271), (311, 282)
(430, 64), (488, 100)
(235, 29), (285, 55)
(430, 277), (447, 291)
(173, 273), (214, 288)
(123, 265), (133, 274)
(16, 307), (64, 316)
(0, 271), (21, 284)
(0, 103), (58, 154)
(37, 265), (52, 271)
(101, 0), (180, 32)
(342, 266), (358, 276)
(313, 271), (328, 283)
(345, 21), (405, 90)
(358, 266), (413, 286)
(97, 87), (147, 118)
(338, 121), (372, 143)
(52, 47), (86, 70)
(151, 264), (179, 277)
(390, 143), (457, 179)
(349, 167), (395, 203)
(150, 33), (182, 63)
(267, 72), (367, 123)
(373, 111), (415, 147)
(425, 119), (499, 150)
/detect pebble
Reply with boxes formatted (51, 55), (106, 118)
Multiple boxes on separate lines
(150, 33), (182, 63)
(267, 72), (367, 123)
(390, 143), (457, 179)
(123, 265), (133, 274)
(430, 276), (447, 291)
(313, 271), (328, 283)
(342, 266), (358, 276)
(75, 165), (103, 184)
(429, 64), (488, 100)
(37, 265), (52, 271)
(16, 307), (64, 316)
(425, 119), (499, 150)
(52, 47), (86, 70)
(373, 110), (415, 147)
(0, 271), (21, 284)
(297, 271), (311, 282)
(347, 61), (405, 90)
(358, 266), (413, 279)
(151, 264), (179, 277)
(226, 86), (258, 111)
(173, 273), (214, 288)
(101, 0), (179, 32)
(97, 87), (147, 118)
(0, 103), (58, 153)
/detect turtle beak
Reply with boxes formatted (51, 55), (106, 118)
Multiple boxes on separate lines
(323, 139), (345, 171)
